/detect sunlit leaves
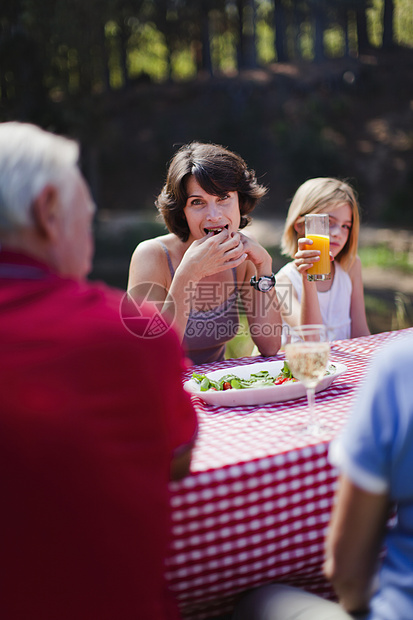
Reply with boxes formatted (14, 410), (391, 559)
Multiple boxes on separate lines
(0, 0), (412, 102)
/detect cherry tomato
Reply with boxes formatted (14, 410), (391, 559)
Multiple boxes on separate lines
(274, 377), (289, 385)
(222, 382), (232, 390)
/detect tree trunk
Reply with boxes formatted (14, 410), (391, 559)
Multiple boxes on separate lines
(382, 0), (395, 50)
(292, 5), (301, 60)
(0, 26), (10, 102)
(78, 47), (92, 95)
(273, 0), (287, 62)
(200, 0), (213, 76)
(244, 0), (257, 69)
(236, 0), (245, 70)
(118, 20), (130, 88)
(338, 8), (352, 57)
(356, 3), (370, 54)
(235, 0), (257, 69)
(313, 8), (325, 63)
(99, 23), (111, 92)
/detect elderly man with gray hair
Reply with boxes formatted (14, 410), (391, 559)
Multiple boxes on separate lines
(0, 122), (197, 620)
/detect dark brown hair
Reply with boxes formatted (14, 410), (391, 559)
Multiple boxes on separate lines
(156, 142), (268, 241)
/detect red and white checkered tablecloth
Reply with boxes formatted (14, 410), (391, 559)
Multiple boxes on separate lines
(166, 329), (413, 619)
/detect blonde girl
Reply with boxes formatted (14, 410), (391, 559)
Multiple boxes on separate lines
(276, 177), (370, 340)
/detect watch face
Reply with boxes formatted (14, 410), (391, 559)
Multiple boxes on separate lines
(258, 277), (274, 292)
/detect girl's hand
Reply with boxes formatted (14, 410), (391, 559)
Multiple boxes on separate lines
(294, 237), (334, 276)
(178, 228), (247, 281)
(293, 237), (321, 275)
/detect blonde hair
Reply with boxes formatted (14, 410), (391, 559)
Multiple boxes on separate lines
(281, 177), (360, 270)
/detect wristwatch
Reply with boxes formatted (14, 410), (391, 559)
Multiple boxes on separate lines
(250, 273), (276, 292)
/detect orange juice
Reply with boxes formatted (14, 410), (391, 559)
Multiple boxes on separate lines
(306, 234), (330, 277)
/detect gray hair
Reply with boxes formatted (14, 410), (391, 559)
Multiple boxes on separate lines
(0, 122), (80, 231)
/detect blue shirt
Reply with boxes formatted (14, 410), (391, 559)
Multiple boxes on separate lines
(330, 336), (413, 620)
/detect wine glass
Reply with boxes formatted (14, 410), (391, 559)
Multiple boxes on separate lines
(284, 324), (330, 435)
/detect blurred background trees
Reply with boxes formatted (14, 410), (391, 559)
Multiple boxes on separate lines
(1, 0), (410, 95)
(0, 0), (412, 224)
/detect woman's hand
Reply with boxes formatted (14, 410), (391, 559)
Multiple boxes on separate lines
(178, 228), (247, 282)
(238, 231), (273, 274)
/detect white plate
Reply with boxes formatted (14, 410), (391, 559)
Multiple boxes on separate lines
(183, 360), (347, 407)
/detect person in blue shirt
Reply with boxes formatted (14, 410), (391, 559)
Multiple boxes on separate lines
(325, 335), (413, 619)
(233, 335), (413, 620)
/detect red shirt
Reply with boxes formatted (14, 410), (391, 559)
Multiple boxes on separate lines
(0, 250), (197, 620)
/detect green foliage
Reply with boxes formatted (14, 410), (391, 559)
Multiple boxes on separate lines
(324, 25), (346, 58)
(2, 0), (413, 113)
(368, 0), (384, 47)
(256, 17), (276, 64)
(299, 20), (315, 60)
(172, 48), (197, 81)
(359, 245), (413, 273)
(395, 0), (413, 47)
(211, 30), (237, 74)
(128, 22), (170, 82)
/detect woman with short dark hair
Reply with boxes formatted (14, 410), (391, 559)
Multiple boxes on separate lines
(128, 141), (282, 365)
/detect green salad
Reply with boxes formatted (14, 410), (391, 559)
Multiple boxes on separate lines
(192, 362), (336, 392)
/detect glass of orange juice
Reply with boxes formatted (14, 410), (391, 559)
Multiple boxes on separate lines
(305, 214), (331, 281)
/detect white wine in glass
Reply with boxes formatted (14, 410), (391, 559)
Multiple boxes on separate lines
(285, 324), (330, 435)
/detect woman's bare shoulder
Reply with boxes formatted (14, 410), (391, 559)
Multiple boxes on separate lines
(128, 234), (177, 287)
(131, 233), (175, 259)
